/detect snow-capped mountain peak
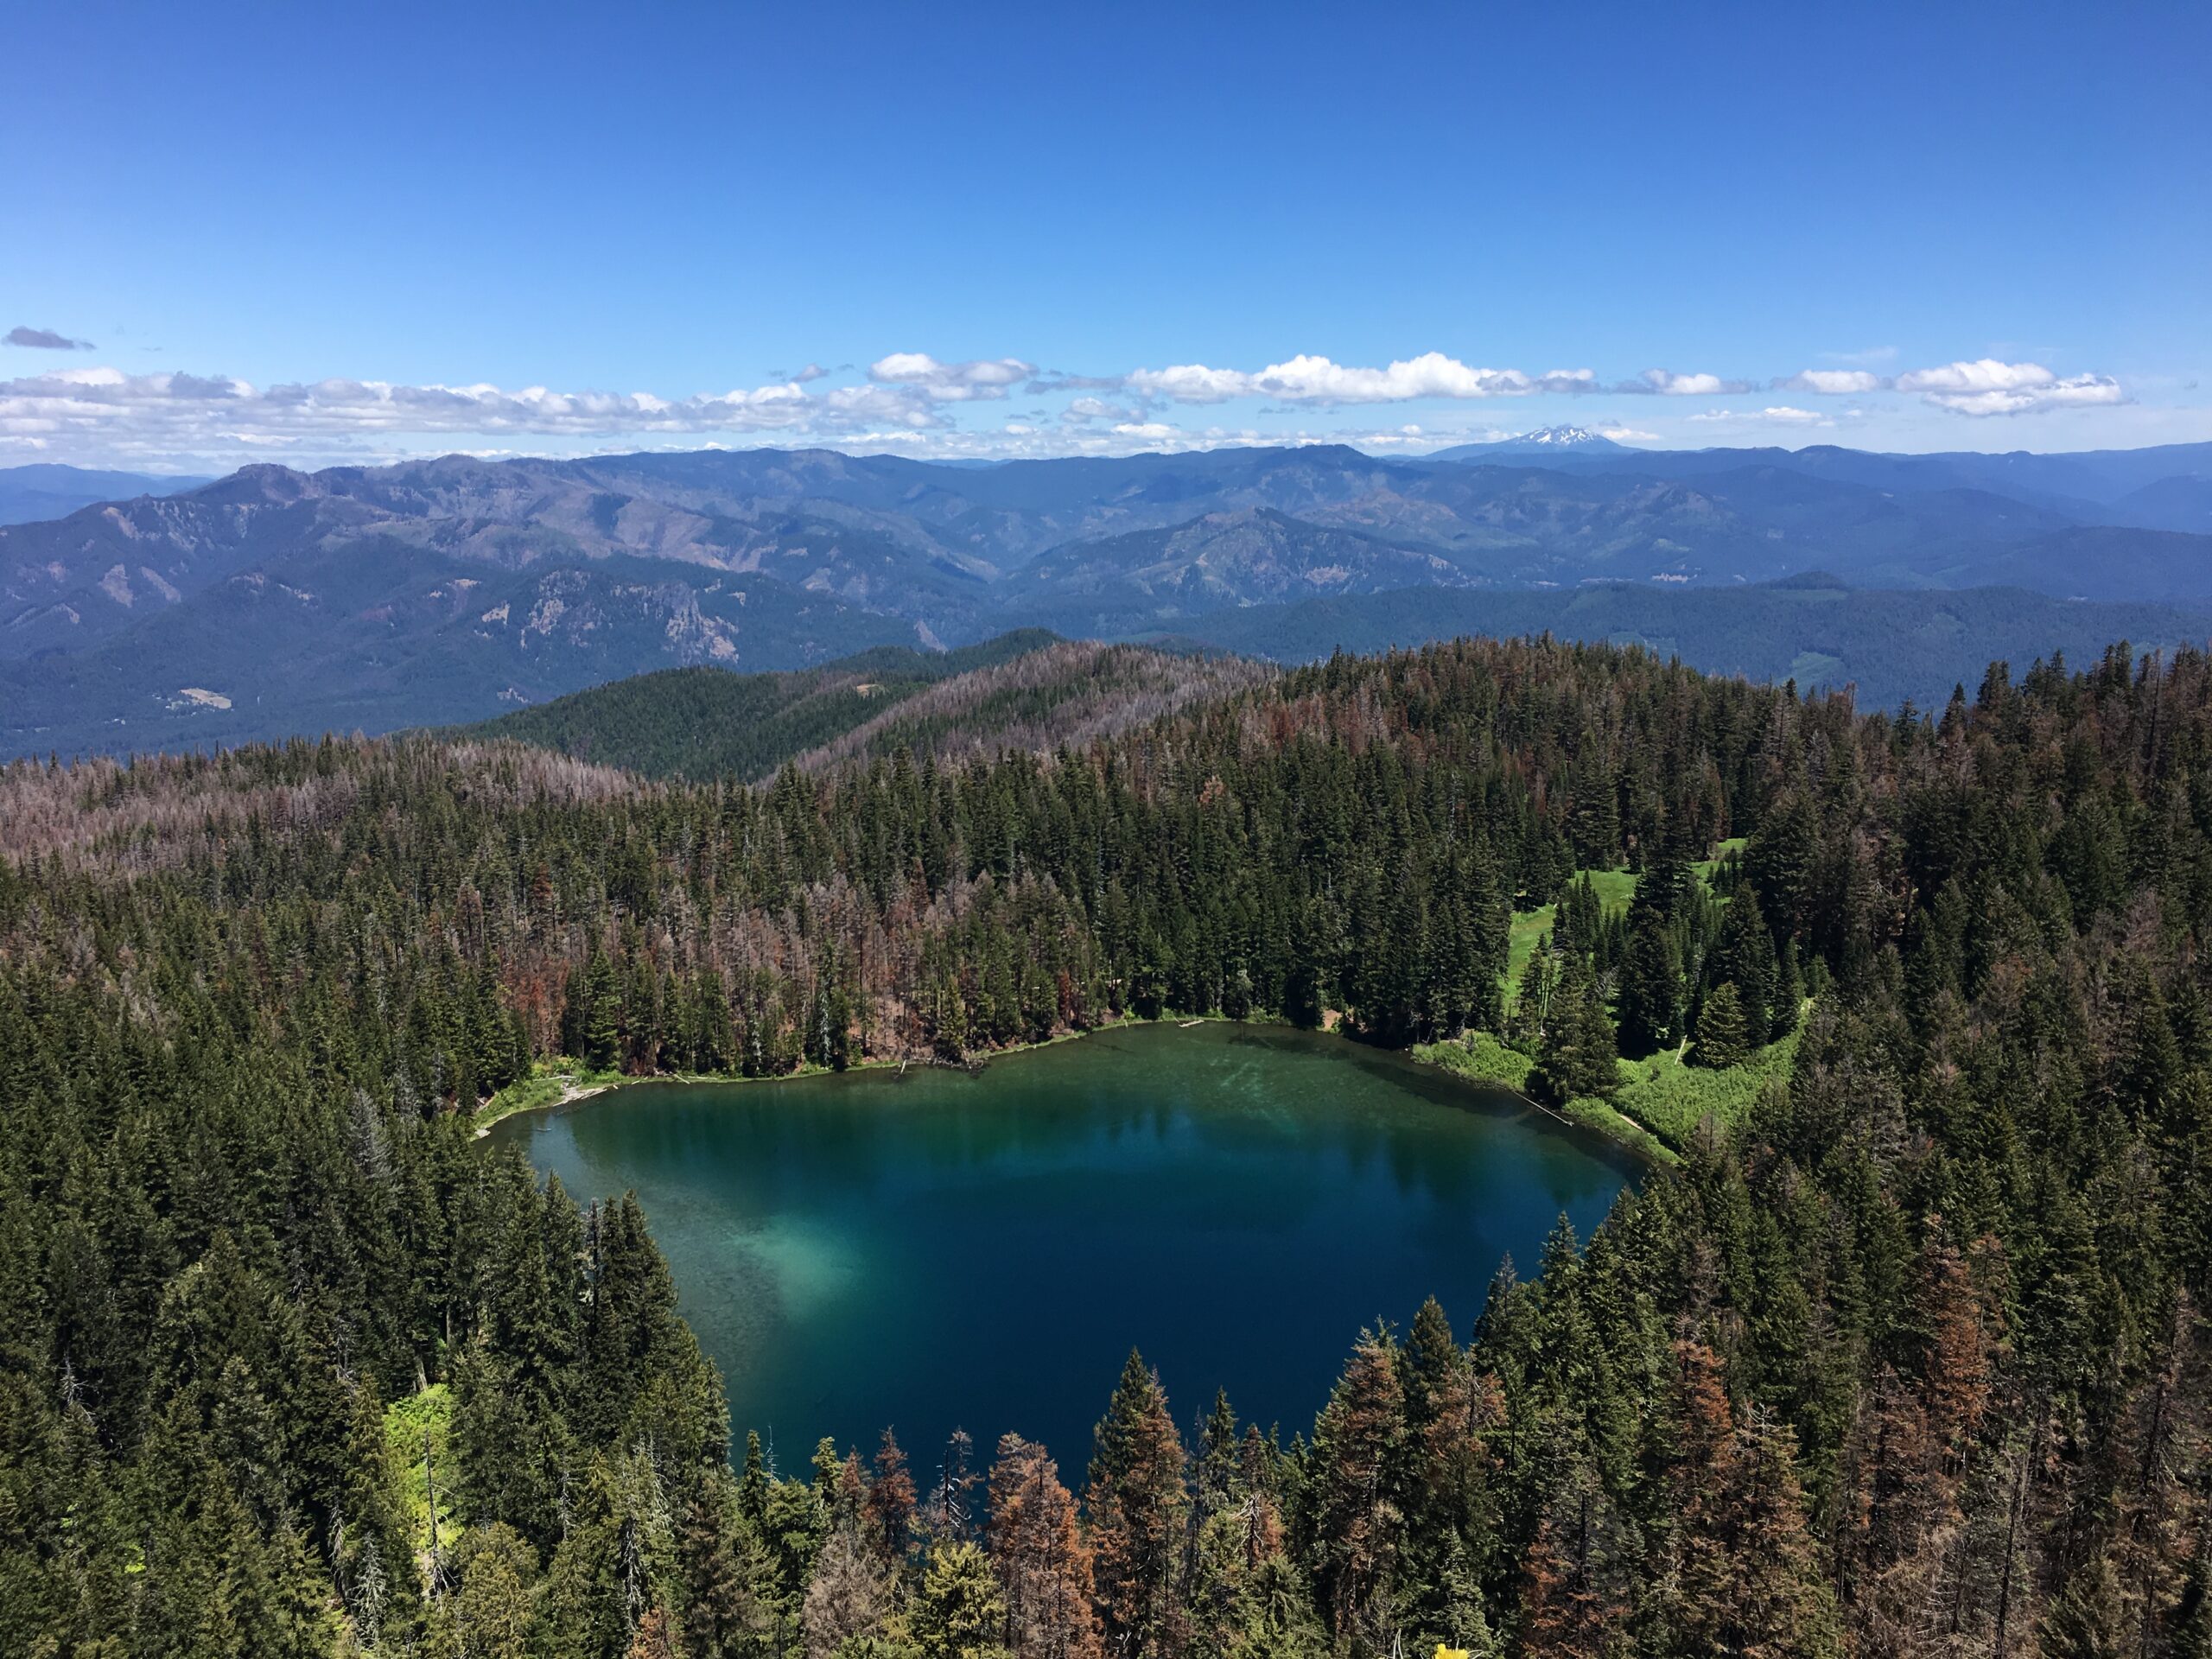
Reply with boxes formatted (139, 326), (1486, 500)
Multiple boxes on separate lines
(1510, 425), (1616, 448)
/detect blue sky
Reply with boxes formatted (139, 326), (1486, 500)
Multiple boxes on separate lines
(5, 1), (2208, 468)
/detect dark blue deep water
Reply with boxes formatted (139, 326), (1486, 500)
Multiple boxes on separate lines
(494, 1021), (1631, 1472)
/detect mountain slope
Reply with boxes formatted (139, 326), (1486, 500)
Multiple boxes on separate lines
(445, 629), (1062, 779)
(2105, 474), (2212, 535)
(0, 552), (922, 760)
(449, 633), (1261, 780)
(0, 454), (999, 658)
(787, 640), (1270, 771)
(11, 442), (2209, 656)
(10, 440), (2212, 758)
(1363, 461), (2087, 587)
(1001, 506), (1478, 633)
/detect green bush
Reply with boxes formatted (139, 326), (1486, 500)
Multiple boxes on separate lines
(1416, 1031), (1536, 1090)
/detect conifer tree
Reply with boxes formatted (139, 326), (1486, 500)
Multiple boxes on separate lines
(803, 1529), (897, 1659)
(1309, 1327), (1405, 1648)
(913, 1540), (1010, 1659)
(1509, 936), (1559, 1051)
(1567, 764), (1620, 869)
(1192, 1392), (1241, 1528)
(739, 1431), (770, 1528)
(1086, 1352), (1189, 1659)
(987, 1434), (1099, 1659)
(1537, 956), (1619, 1103)
(1431, 1533), (1498, 1658)
(1516, 1459), (1630, 1659)
(446, 1524), (539, 1659)
(1613, 906), (1680, 1058)
(1690, 981), (1750, 1069)
(1708, 883), (1777, 1034)
(1666, 1340), (1837, 1658)
(678, 1491), (760, 1659)
(867, 1429), (919, 1569)
(334, 1377), (423, 1652)
(581, 950), (625, 1071)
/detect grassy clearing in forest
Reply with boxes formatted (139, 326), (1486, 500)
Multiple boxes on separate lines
(1416, 1031), (1536, 1091)
(1695, 836), (1749, 882)
(1419, 1020), (1791, 1166)
(1415, 1032), (1679, 1164)
(384, 1384), (454, 1558)
(1559, 1095), (1681, 1164)
(473, 1058), (629, 1132)
(1611, 1022), (1801, 1147)
(1504, 839), (1746, 1008)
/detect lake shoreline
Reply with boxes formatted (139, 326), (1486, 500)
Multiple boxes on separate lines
(473, 1013), (1669, 1166)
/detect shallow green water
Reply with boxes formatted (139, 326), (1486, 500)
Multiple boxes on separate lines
(494, 1022), (1631, 1471)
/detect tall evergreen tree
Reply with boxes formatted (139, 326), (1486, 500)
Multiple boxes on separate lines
(987, 1434), (1099, 1659)
(1087, 1353), (1189, 1659)
(1538, 956), (1619, 1103)
(1308, 1328), (1405, 1649)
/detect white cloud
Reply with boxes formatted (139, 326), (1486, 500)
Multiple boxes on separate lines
(3, 343), (2153, 468)
(1688, 405), (1830, 427)
(1061, 395), (1142, 425)
(0, 365), (952, 461)
(866, 352), (1034, 401)
(1261, 353), (1541, 403)
(1124, 353), (1598, 407)
(1780, 368), (1887, 395)
(1896, 359), (2056, 393)
(1771, 358), (2130, 416)
(1122, 363), (1261, 404)
(1893, 359), (2126, 416)
(1929, 377), (2126, 416)
(1633, 369), (1752, 396)
(818, 383), (944, 427)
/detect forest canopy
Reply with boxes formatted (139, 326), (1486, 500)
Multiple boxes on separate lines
(2, 633), (2209, 1657)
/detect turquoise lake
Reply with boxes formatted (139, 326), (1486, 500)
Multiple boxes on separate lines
(493, 1021), (1633, 1471)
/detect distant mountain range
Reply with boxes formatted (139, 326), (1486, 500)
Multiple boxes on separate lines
(0, 462), (209, 527)
(3, 436), (2209, 757)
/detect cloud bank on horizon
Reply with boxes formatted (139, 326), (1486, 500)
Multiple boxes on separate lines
(0, 338), (2172, 471)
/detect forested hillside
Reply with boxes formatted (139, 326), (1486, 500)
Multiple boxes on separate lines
(779, 642), (1271, 776)
(444, 631), (1065, 781)
(448, 633), (1266, 785)
(3, 635), (2209, 1656)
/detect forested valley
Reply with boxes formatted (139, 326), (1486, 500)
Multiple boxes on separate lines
(3, 634), (2210, 1657)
